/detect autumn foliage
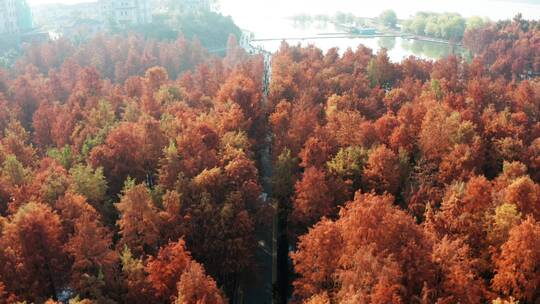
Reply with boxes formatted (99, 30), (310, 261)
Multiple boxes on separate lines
(0, 15), (539, 304)
(0, 33), (257, 303)
(268, 16), (540, 304)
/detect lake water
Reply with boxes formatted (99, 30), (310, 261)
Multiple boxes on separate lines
(220, 0), (540, 61)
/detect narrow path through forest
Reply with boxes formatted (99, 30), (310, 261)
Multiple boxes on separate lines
(241, 31), (276, 304)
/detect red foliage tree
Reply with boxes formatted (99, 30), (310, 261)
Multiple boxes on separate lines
(292, 167), (348, 229)
(175, 261), (225, 304)
(362, 145), (401, 195)
(1, 202), (68, 302)
(65, 214), (118, 301)
(291, 193), (435, 302)
(116, 184), (162, 256)
(146, 240), (192, 302)
(492, 217), (540, 302)
(504, 176), (540, 220)
(89, 118), (167, 193)
(429, 237), (487, 303)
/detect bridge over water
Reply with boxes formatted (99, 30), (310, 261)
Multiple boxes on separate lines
(251, 33), (461, 46)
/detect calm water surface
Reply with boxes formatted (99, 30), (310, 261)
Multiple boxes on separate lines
(220, 0), (540, 61)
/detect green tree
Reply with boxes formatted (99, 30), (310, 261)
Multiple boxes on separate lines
(47, 146), (74, 170)
(327, 146), (369, 188)
(272, 149), (299, 202)
(425, 16), (441, 38)
(69, 164), (108, 204)
(120, 246), (151, 303)
(1, 155), (29, 186)
(379, 10), (398, 28)
(466, 16), (487, 31)
(486, 203), (522, 247)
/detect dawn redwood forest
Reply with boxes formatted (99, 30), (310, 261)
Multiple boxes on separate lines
(0, 7), (539, 304)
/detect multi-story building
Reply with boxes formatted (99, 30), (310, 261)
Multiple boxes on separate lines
(0, 0), (32, 35)
(99, 0), (152, 27)
(32, 2), (101, 30)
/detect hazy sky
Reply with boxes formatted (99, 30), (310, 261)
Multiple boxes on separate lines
(221, 0), (540, 20)
(28, 0), (540, 21)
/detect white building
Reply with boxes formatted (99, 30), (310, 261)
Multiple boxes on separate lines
(0, 0), (32, 35)
(32, 2), (101, 29)
(99, 0), (152, 27)
(0, 0), (16, 34)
